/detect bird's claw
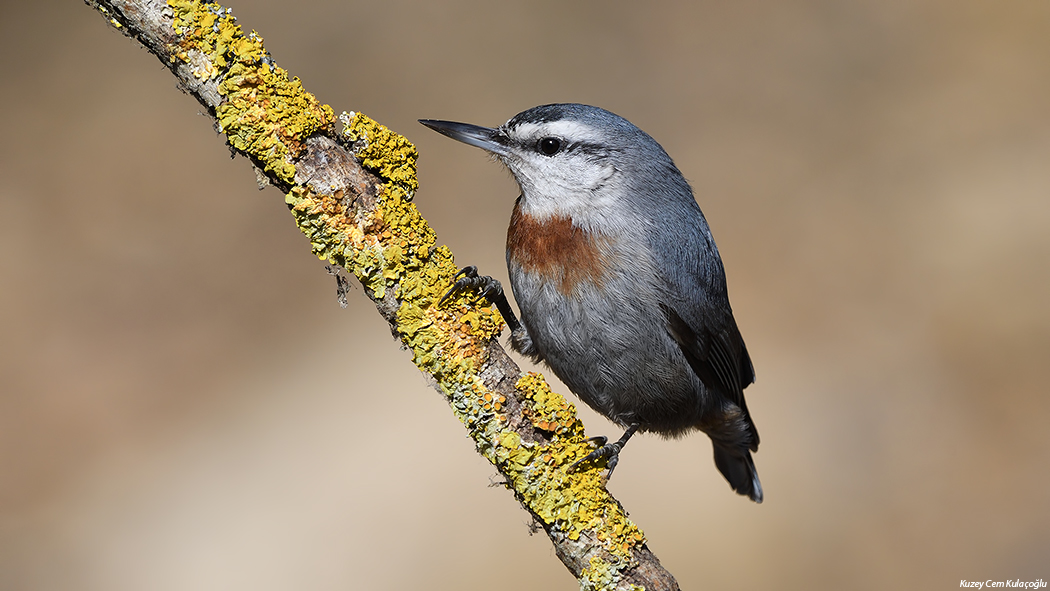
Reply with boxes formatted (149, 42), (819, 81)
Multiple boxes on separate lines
(568, 424), (641, 481)
(440, 265), (505, 307)
(569, 435), (626, 479)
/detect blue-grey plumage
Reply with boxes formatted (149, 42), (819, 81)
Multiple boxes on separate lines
(421, 104), (762, 503)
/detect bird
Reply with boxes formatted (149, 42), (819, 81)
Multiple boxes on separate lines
(419, 103), (762, 503)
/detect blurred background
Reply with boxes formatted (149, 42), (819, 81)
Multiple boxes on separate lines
(2, 1), (1048, 589)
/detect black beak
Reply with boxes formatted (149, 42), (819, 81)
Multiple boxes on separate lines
(418, 119), (509, 156)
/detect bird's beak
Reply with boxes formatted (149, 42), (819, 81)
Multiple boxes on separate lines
(418, 119), (510, 157)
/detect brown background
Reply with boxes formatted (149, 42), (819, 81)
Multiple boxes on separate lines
(2, 1), (1048, 589)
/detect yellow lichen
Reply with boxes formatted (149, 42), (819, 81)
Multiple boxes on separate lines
(341, 111), (419, 202)
(167, 0), (334, 185)
(217, 61), (334, 184)
(497, 373), (646, 565)
(580, 556), (617, 591)
(517, 372), (585, 436)
(579, 555), (645, 591)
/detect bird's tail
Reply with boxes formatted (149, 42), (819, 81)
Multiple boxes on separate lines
(713, 445), (763, 503)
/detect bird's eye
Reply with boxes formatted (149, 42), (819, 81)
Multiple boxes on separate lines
(537, 137), (561, 156)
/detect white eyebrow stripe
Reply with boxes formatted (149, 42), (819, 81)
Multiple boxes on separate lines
(511, 120), (597, 142)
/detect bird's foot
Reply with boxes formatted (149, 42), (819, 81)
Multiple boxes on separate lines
(440, 266), (522, 332)
(440, 266), (504, 306)
(569, 436), (623, 478)
(569, 424), (640, 481)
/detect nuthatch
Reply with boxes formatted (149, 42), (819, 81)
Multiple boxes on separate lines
(420, 104), (762, 503)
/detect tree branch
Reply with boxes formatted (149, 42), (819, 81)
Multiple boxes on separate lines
(83, 2), (680, 589)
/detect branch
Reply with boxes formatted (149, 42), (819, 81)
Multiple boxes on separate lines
(84, 2), (680, 589)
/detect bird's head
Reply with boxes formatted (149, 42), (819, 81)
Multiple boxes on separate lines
(421, 104), (681, 229)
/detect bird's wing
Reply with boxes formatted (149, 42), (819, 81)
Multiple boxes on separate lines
(661, 303), (754, 405)
(646, 191), (756, 405)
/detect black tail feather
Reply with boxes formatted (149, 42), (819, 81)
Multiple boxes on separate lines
(713, 446), (763, 503)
